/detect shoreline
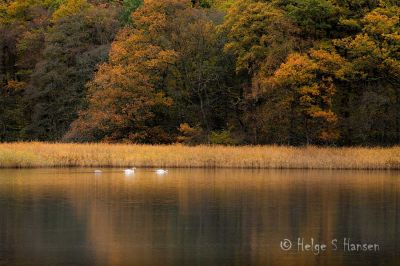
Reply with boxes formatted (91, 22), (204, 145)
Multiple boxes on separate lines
(1, 166), (399, 171)
(0, 142), (400, 170)
(1, 142), (400, 170)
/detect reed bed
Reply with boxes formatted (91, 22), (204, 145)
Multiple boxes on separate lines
(0, 142), (400, 169)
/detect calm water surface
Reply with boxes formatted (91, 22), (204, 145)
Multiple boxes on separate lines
(0, 169), (399, 266)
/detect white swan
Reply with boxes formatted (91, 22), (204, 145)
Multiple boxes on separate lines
(124, 167), (136, 175)
(94, 170), (102, 174)
(155, 169), (168, 175)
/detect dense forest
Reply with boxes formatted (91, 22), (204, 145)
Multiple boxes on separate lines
(1, 0), (399, 145)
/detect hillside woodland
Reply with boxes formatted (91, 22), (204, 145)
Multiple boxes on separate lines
(1, 0), (399, 145)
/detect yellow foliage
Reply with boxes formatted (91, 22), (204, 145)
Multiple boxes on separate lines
(222, 0), (298, 74)
(257, 50), (339, 143)
(272, 53), (318, 85)
(51, 0), (89, 22)
(362, 7), (399, 35)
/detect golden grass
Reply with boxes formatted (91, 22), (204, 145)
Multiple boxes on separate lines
(0, 142), (400, 169)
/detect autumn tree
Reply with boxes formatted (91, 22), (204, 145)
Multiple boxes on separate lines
(67, 0), (238, 143)
(64, 25), (176, 143)
(222, 0), (300, 76)
(1, 0), (399, 146)
(250, 50), (343, 144)
(0, 0), (54, 140)
(332, 5), (400, 144)
(221, 0), (302, 143)
(222, 0), (399, 145)
(25, 0), (120, 140)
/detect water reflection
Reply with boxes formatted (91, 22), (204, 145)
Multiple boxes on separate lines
(0, 169), (399, 265)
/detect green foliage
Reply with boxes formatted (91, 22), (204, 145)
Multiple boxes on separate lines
(120, 0), (143, 24)
(210, 0), (235, 10)
(0, 0), (55, 141)
(284, 0), (337, 38)
(209, 130), (236, 145)
(0, 81), (25, 141)
(26, 3), (120, 140)
(51, 0), (89, 22)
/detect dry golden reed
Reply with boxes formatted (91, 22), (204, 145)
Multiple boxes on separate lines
(0, 142), (400, 169)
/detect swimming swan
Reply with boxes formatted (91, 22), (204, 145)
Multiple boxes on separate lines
(94, 170), (102, 174)
(124, 168), (136, 175)
(155, 169), (168, 175)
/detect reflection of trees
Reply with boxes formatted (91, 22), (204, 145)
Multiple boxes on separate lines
(0, 169), (398, 265)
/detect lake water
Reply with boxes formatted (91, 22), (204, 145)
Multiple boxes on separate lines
(0, 168), (398, 266)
